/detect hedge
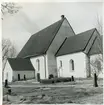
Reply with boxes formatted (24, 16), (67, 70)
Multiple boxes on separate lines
(40, 77), (71, 84)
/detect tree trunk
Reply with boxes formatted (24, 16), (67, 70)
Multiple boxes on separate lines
(94, 73), (98, 87)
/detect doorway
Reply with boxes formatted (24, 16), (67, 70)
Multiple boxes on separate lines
(18, 74), (20, 81)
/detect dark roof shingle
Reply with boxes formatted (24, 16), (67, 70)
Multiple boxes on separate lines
(8, 58), (35, 71)
(17, 19), (64, 58)
(88, 35), (103, 55)
(56, 28), (96, 56)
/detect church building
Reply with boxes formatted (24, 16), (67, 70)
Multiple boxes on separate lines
(3, 15), (102, 82)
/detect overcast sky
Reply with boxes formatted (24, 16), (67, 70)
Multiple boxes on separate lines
(2, 2), (103, 54)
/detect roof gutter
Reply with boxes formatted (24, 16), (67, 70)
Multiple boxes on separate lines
(23, 52), (46, 59)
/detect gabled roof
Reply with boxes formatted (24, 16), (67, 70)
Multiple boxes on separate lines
(8, 58), (35, 71)
(17, 18), (65, 58)
(56, 28), (96, 56)
(88, 34), (103, 55)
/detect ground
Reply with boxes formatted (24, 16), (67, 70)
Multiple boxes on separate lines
(3, 78), (103, 104)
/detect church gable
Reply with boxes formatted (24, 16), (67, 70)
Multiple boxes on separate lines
(45, 16), (75, 76)
(88, 32), (103, 55)
(47, 16), (75, 54)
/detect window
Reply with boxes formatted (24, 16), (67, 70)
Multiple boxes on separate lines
(70, 59), (74, 71)
(36, 59), (40, 71)
(6, 72), (8, 80)
(60, 60), (62, 67)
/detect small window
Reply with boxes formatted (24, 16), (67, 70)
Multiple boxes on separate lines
(60, 60), (62, 67)
(70, 59), (74, 71)
(6, 72), (8, 79)
(36, 59), (40, 71)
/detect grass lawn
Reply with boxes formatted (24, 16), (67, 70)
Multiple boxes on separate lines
(3, 78), (103, 104)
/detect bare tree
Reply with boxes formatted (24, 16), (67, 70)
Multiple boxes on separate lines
(1, 2), (21, 19)
(2, 38), (17, 72)
(90, 55), (103, 76)
(90, 13), (103, 75)
(95, 14), (103, 35)
(90, 35), (103, 78)
(90, 15), (103, 87)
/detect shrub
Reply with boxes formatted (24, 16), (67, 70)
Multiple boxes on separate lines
(48, 74), (54, 79)
(56, 77), (71, 82)
(40, 77), (71, 84)
(40, 79), (55, 84)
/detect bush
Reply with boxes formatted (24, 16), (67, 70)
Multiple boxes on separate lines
(56, 77), (71, 82)
(48, 74), (54, 79)
(40, 77), (71, 84)
(40, 79), (55, 84)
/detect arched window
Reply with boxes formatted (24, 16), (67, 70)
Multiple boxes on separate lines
(70, 59), (74, 71)
(60, 60), (62, 67)
(36, 59), (40, 71)
(6, 72), (8, 80)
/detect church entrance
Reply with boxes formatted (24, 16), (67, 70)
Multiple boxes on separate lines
(18, 74), (20, 81)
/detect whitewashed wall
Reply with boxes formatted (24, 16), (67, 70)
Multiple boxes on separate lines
(90, 54), (103, 78)
(13, 71), (35, 81)
(30, 55), (48, 79)
(56, 52), (87, 78)
(3, 61), (13, 82)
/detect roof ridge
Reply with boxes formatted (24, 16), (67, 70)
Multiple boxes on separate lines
(64, 28), (96, 40)
(31, 19), (63, 37)
(77, 28), (96, 35)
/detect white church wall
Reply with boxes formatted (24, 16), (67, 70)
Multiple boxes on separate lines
(30, 55), (48, 79)
(56, 52), (87, 78)
(13, 71), (35, 81)
(90, 54), (103, 78)
(47, 19), (75, 77)
(3, 60), (13, 82)
(46, 53), (57, 77)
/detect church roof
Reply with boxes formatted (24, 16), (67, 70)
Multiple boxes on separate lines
(88, 34), (103, 55)
(8, 58), (35, 71)
(56, 28), (96, 56)
(17, 18), (65, 58)
(17, 15), (102, 58)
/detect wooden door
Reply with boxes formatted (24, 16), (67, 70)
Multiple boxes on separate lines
(18, 74), (20, 81)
